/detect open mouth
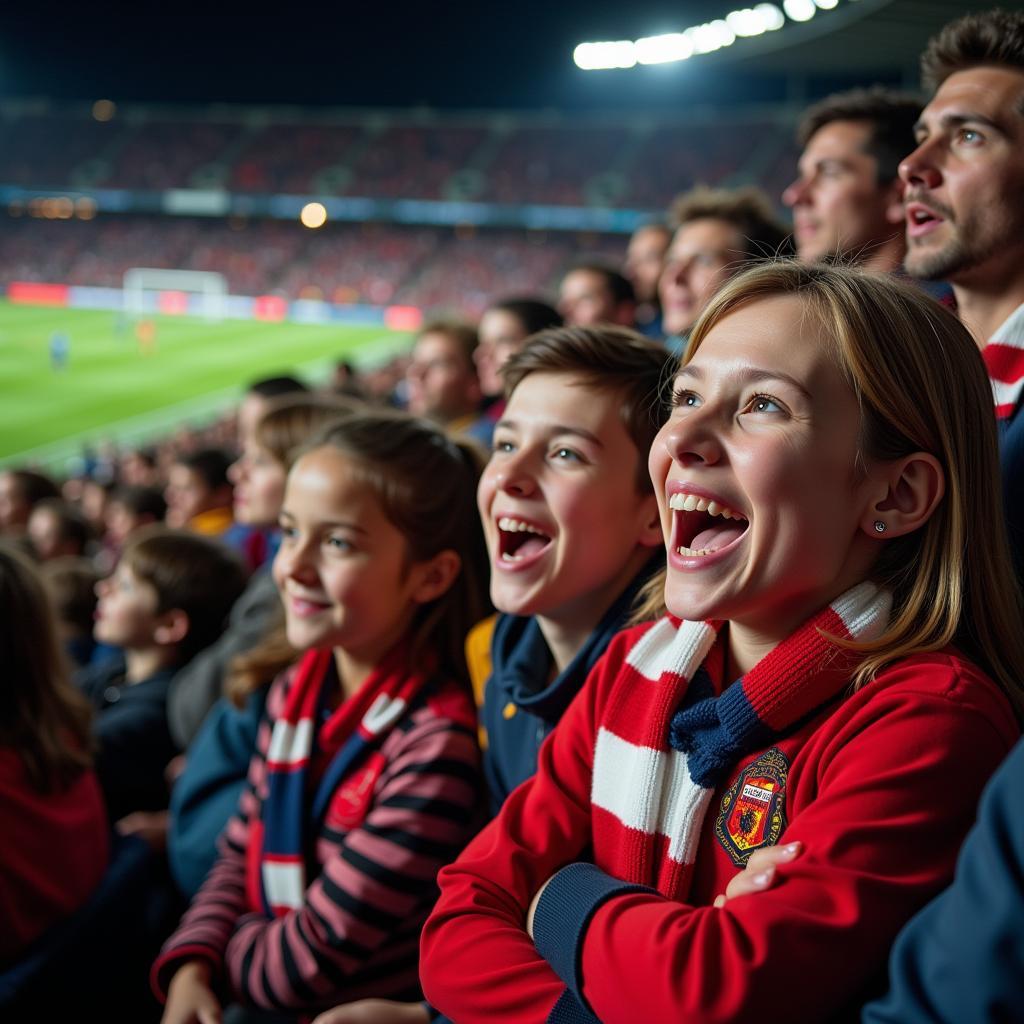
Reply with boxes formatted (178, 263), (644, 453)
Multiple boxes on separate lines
(497, 515), (553, 563)
(905, 202), (945, 236)
(669, 491), (749, 557)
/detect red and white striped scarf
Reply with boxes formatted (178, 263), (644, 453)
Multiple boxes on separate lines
(246, 643), (439, 917)
(982, 302), (1024, 421)
(590, 581), (892, 899)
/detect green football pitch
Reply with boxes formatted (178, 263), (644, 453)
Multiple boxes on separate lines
(0, 300), (411, 471)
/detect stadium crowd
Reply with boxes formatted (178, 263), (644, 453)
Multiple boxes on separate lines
(3, 9), (1024, 1023)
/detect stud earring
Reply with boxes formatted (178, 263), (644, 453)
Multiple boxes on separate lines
(873, 520), (886, 534)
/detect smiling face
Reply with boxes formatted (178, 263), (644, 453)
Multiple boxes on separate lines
(478, 371), (661, 637)
(649, 293), (881, 641)
(901, 66), (1024, 287)
(273, 447), (429, 667)
(229, 441), (287, 527)
(784, 120), (904, 265)
(660, 218), (744, 337)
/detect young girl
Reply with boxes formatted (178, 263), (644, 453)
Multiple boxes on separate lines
(0, 543), (109, 962)
(153, 411), (488, 1022)
(420, 262), (1024, 1023)
(167, 394), (357, 896)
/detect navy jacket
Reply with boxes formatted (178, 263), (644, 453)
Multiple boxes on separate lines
(76, 655), (178, 822)
(480, 558), (658, 814)
(862, 735), (1024, 1023)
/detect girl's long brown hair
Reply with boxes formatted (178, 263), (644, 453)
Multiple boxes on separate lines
(0, 543), (96, 792)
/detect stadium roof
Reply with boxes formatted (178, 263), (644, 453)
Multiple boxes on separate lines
(0, 0), (1007, 110)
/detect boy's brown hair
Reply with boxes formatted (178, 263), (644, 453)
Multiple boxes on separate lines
(500, 325), (673, 494)
(120, 526), (247, 663)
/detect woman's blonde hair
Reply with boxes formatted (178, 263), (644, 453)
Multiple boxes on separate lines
(640, 261), (1024, 716)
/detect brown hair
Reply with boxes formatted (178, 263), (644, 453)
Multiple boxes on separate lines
(921, 8), (1024, 93)
(120, 526), (247, 664)
(501, 325), (673, 493)
(798, 87), (923, 183)
(42, 556), (100, 637)
(30, 497), (93, 555)
(641, 262), (1024, 716)
(416, 319), (480, 371)
(669, 186), (793, 262)
(253, 393), (361, 467)
(291, 411), (490, 688)
(0, 543), (95, 792)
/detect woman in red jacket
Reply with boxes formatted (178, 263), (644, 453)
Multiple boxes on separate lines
(420, 262), (1024, 1024)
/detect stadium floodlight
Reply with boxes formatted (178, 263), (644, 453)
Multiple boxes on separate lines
(635, 33), (693, 65)
(573, 40), (638, 70)
(755, 3), (786, 30)
(727, 8), (768, 37)
(688, 19), (736, 53)
(783, 0), (817, 21)
(573, 0), (825, 69)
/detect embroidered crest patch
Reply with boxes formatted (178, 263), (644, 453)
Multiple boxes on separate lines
(715, 747), (789, 866)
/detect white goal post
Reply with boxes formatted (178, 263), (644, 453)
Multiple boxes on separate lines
(123, 268), (228, 321)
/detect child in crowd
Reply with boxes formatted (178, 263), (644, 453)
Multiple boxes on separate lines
(41, 556), (101, 670)
(153, 411), (489, 1021)
(420, 263), (1024, 1023)
(315, 326), (671, 1024)
(164, 448), (234, 536)
(469, 297), (563, 447)
(0, 543), (109, 962)
(76, 527), (247, 823)
(167, 394), (356, 895)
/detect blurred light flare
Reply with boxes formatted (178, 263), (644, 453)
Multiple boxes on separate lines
(573, 0), (836, 69)
(299, 202), (328, 228)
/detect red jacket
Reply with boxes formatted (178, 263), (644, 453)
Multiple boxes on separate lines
(0, 749), (109, 961)
(420, 620), (1018, 1024)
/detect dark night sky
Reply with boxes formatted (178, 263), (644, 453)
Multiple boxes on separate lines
(0, 2), (854, 112)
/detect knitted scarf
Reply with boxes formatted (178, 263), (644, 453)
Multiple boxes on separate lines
(246, 643), (434, 917)
(591, 581), (891, 899)
(983, 301), (1024, 421)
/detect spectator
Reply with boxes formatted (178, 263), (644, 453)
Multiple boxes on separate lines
(41, 556), (101, 670)
(27, 497), (92, 561)
(236, 374), (309, 446)
(164, 448), (234, 535)
(558, 263), (636, 328)
(784, 88), (921, 272)
(660, 186), (791, 347)
(625, 222), (672, 337)
(900, 7), (1024, 570)
(0, 468), (60, 536)
(405, 319), (485, 434)
(76, 527), (246, 824)
(0, 543), (108, 962)
(471, 297), (563, 448)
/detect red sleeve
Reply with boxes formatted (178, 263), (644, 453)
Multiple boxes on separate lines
(419, 633), (630, 1024)
(574, 674), (1016, 1023)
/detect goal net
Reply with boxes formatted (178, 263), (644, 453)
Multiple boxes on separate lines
(123, 268), (228, 321)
